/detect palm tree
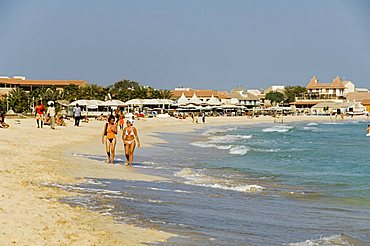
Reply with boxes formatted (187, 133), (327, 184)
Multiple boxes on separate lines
(8, 88), (29, 113)
(159, 90), (173, 99)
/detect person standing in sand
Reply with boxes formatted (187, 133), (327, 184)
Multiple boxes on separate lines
(35, 100), (45, 128)
(46, 102), (56, 129)
(102, 115), (118, 164)
(73, 104), (82, 126)
(122, 118), (140, 166)
(118, 111), (124, 129)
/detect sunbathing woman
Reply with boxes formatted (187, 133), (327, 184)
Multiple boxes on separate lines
(102, 115), (118, 164)
(122, 118), (140, 166)
(0, 112), (9, 128)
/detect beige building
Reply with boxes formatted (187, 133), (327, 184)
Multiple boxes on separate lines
(171, 88), (228, 104)
(0, 76), (87, 96)
(306, 76), (345, 100)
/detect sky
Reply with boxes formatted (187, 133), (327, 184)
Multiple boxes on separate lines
(1, 0), (370, 90)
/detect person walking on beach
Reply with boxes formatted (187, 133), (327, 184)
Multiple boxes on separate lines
(102, 115), (118, 164)
(202, 113), (206, 123)
(73, 104), (82, 126)
(367, 125), (370, 135)
(118, 111), (124, 129)
(46, 102), (56, 129)
(35, 100), (45, 128)
(122, 118), (140, 166)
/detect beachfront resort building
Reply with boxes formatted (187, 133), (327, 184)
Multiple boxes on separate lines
(311, 101), (366, 115)
(292, 76), (348, 109)
(226, 87), (260, 108)
(0, 76), (87, 96)
(171, 88), (228, 104)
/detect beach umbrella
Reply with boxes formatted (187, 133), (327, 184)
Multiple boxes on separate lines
(125, 99), (143, 105)
(158, 99), (174, 105)
(103, 100), (126, 106)
(189, 93), (202, 105)
(88, 100), (105, 106)
(177, 93), (189, 105)
(180, 104), (197, 109)
(207, 94), (221, 106)
(69, 100), (90, 106)
(142, 99), (160, 105)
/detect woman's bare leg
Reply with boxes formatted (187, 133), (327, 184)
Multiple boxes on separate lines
(111, 138), (117, 164)
(128, 142), (136, 166)
(124, 144), (129, 166)
(105, 139), (111, 163)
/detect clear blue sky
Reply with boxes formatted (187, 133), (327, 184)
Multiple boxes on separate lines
(1, 0), (369, 90)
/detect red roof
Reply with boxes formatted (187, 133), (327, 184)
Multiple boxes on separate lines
(307, 76), (345, 89)
(171, 89), (228, 99)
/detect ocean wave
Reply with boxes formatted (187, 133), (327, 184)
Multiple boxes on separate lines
(174, 168), (264, 193)
(229, 146), (249, 155)
(302, 126), (323, 132)
(307, 122), (319, 126)
(322, 122), (344, 125)
(190, 141), (217, 148)
(202, 127), (237, 135)
(209, 134), (253, 143)
(262, 125), (294, 133)
(191, 141), (239, 151)
(287, 234), (362, 246)
(216, 145), (233, 150)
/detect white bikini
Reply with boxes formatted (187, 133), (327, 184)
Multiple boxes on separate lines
(124, 127), (136, 144)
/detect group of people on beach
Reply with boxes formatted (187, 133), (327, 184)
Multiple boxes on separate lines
(102, 115), (140, 166)
(35, 100), (65, 129)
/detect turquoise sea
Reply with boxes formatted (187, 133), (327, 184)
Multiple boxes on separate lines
(60, 120), (370, 245)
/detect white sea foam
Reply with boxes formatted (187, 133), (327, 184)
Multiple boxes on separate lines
(190, 142), (217, 148)
(302, 126), (323, 132)
(202, 183), (264, 192)
(148, 199), (163, 203)
(322, 122), (344, 125)
(216, 145), (232, 150)
(174, 168), (264, 193)
(202, 127), (237, 135)
(262, 125), (294, 133)
(287, 234), (353, 246)
(307, 122), (319, 126)
(229, 146), (249, 155)
(209, 134), (253, 143)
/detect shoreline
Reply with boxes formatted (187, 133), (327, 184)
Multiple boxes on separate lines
(0, 118), (174, 245)
(0, 115), (368, 245)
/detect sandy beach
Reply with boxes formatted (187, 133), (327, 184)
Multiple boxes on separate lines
(0, 114), (367, 245)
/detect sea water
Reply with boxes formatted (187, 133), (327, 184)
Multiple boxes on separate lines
(58, 120), (370, 245)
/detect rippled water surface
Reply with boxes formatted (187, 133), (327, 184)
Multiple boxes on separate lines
(59, 120), (370, 245)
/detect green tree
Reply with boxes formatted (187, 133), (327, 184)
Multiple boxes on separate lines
(266, 91), (285, 105)
(7, 88), (30, 113)
(80, 84), (108, 100)
(158, 89), (173, 99)
(61, 84), (81, 101)
(284, 86), (307, 103)
(0, 96), (7, 112)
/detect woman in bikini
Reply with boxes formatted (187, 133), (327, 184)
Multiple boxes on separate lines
(122, 118), (140, 166)
(102, 115), (118, 164)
